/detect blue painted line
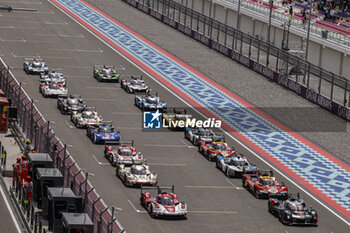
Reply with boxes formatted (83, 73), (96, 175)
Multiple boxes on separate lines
(54, 0), (350, 214)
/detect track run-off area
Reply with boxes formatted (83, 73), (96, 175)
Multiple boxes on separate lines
(0, 0), (349, 232)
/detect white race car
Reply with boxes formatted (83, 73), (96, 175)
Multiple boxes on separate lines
(184, 127), (216, 146)
(116, 163), (157, 187)
(216, 154), (256, 178)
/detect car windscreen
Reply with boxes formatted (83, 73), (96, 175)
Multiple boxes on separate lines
(98, 127), (113, 133)
(288, 203), (304, 211)
(212, 143), (225, 150)
(82, 112), (94, 119)
(119, 150), (132, 156)
(68, 99), (79, 105)
(232, 161), (247, 166)
(103, 69), (112, 76)
(199, 131), (211, 137)
(131, 168), (146, 175)
(49, 85), (60, 89)
(158, 197), (174, 205)
(33, 62), (41, 68)
(146, 98), (157, 104)
(261, 179), (274, 186)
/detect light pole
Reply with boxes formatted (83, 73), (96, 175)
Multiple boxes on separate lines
(305, 0), (313, 61)
(266, 0), (274, 67)
(236, 0), (241, 30)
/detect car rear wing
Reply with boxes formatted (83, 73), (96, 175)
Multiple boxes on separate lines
(24, 57), (43, 62)
(257, 170), (274, 177)
(120, 75), (143, 80)
(85, 106), (97, 111)
(119, 140), (134, 147)
(141, 185), (175, 194)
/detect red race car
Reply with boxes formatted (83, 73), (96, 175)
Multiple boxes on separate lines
(140, 185), (187, 219)
(104, 141), (145, 166)
(242, 170), (288, 199)
(198, 136), (236, 161)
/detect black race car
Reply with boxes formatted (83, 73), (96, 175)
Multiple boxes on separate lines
(268, 194), (318, 226)
(57, 95), (87, 114)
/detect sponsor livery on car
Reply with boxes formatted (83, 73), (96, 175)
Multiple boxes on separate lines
(134, 91), (167, 111)
(216, 154), (256, 177)
(71, 107), (103, 128)
(104, 141), (145, 166)
(40, 69), (66, 86)
(86, 123), (121, 144)
(268, 194), (318, 225)
(39, 81), (68, 98)
(23, 58), (49, 74)
(116, 163), (158, 187)
(93, 65), (122, 82)
(242, 170), (288, 199)
(121, 75), (149, 93)
(184, 127), (217, 146)
(57, 95), (86, 114)
(198, 136), (235, 161)
(140, 186), (187, 219)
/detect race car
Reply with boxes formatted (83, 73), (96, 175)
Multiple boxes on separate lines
(57, 95), (86, 114)
(163, 108), (192, 130)
(268, 193), (318, 225)
(134, 92), (167, 111)
(86, 123), (121, 144)
(116, 163), (158, 187)
(93, 65), (122, 82)
(216, 154), (257, 178)
(242, 170), (288, 199)
(120, 75), (149, 93)
(140, 186), (187, 219)
(23, 58), (49, 74)
(40, 69), (66, 86)
(71, 107), (103, 128)
(184, 127), (216, 146)
(104, 141), (145, 166)
(39, 81), (68, 98)
(198, 136), (235, 161)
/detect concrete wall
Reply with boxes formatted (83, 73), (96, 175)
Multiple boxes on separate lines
(185, 0), (349, 78)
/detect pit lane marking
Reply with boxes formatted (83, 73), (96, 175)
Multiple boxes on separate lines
(148, 163), (187, 166)
(44, 21), (68, 25)
(128, 200), (147, 213)
(184, 185), (235, 189)
(34, 33), (84, 38)
(225, 178), (244, 190)
(112, 112), (139, 115)
(91, 154), (110, 166)
(85, 87), (121, 90)
(144, 144), (192, 148)
(64, 120), (74, 128)
(180, 139), (196, 148)
(48, 48), (102, 53)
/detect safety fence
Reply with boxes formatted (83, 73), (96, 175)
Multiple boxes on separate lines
(0, 58), (124, 233)
(122, 0), (350, 122)
(221, 0), (350, 47)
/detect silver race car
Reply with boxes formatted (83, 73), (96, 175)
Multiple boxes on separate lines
(116, 163), (158, 187)
(184, 127), (216, 146)
(134, 91), (167, 111)
(121, 75), (149, 93)
(23, 58), (49, 74)
(71, 107), (103, 128)
(216, 154), (256, 178)
(39, 81), (68, 98)
(57, 95), (86, 114)
(40, 69), (66, 86)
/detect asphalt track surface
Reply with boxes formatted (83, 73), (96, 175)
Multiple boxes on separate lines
(0, 1), (349, 233)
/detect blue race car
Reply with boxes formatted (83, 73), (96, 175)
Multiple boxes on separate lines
(23, 58), (49, 74)
(86, 123), (121, 144)
(134, 92), (167, 111)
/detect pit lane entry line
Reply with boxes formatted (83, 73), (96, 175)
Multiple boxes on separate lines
(91, 154), (110, 166)
(49, 0), (350, 224)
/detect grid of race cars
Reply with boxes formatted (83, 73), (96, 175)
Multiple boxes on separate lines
(23, 58), (319, 225)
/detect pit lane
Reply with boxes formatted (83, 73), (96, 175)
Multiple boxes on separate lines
(0, 0), (348, 232)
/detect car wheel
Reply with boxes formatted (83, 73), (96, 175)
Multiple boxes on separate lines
(268, 202), (273, 214)
(280, 213), (289, 225)
(149, 206), (155, 218)
(60, 106), (64, 114)
(254, 187), (260, 199)
(225, 169), (230, 178)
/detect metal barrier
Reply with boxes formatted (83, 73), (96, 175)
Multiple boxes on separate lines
(0, 58), (125, 233)
(123, 0), (350, 121)
(221, 0), (350, 47)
